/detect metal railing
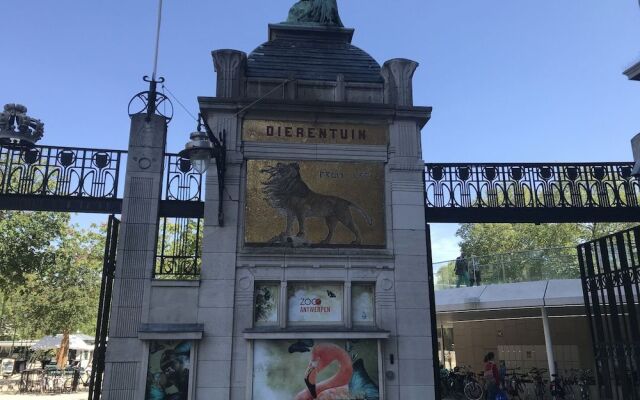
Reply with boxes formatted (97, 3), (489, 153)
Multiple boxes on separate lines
(0, 144), (125, 198)
(425, 163), (640, 223)
(433, 247), (580, 290)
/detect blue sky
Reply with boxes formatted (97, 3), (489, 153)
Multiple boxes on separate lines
(2, 0), (640, 262)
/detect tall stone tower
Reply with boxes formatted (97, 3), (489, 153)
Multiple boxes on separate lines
(104, 3), (435, 400)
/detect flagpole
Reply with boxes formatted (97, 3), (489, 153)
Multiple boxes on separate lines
(152, 0), (164, 82)
(145, 0), (164, 118)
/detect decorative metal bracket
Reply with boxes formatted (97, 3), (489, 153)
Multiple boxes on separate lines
(199, 115), (226, 226)
(127, 76), (173, 121)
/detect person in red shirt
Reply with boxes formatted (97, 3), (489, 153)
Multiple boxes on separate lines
(483, 352), (500, 399)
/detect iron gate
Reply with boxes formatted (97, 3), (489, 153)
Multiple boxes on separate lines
(89, 215), (119, 400)
(577, 225), (640, 400)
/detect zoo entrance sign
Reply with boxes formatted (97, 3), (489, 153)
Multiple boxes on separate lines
(242, 119), (388, 145)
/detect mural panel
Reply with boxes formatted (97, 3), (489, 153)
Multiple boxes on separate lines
(252, 339), (380, 400)
(245, 160), (385, 247)
(145, 340), (191, 400)
(352, 284), (375, 325)
(254, 283), (280, 325)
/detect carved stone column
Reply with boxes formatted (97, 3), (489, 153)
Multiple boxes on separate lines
(382, 59), (419, 107)
(102, 113), (167, 400)
(212, 50), (247, 98)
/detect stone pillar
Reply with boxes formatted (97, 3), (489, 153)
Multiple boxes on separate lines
(102, 113), (167, 400)
(212, 50), (247, 98)
(195, 112), (242, 399)
(382, 59), (419, 107)
(384, 57), (436, 399)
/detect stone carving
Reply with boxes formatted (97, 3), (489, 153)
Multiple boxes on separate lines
(0, 104), (44, 146)
(286, 0), (344, 27)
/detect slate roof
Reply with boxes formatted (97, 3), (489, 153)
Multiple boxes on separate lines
(247, 24), (383, 83)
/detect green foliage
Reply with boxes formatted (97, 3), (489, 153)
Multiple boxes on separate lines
(0, 212), (105, 339)
(0, 211), (69, 292)
(451, 222), (639, 285)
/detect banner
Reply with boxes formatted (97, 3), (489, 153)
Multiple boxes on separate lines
(287, 283), (343, 323)
(252, 339), (380, 400)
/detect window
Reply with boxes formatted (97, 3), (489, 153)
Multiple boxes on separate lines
(287, 283), (343, 323)
(254, 283), (280, 326)
(352, 283), (375, 324)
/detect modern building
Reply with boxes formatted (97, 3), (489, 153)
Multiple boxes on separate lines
(434, 250), (601, 396)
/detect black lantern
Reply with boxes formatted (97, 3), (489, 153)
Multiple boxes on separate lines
(179, 114), (226, 225)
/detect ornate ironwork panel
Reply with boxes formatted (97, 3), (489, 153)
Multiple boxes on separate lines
(163, 153), (203, 202)
(155, 154), (203, 279)
(578, 226), (640, 400)
(0, 144), (124, 198)
(425, 163), (640, 222)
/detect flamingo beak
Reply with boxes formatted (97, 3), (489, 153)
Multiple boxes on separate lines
(304, 361), (318, 399)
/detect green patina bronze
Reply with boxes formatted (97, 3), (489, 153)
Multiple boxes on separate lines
(285, 0), (344, 27)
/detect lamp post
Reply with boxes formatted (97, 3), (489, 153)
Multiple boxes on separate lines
(179, 114), (226, 225)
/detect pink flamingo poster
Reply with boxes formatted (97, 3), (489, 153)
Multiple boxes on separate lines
(252, 339), (380, 399)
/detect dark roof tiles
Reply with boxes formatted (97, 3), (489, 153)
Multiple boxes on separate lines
(247, 25), (383, 83)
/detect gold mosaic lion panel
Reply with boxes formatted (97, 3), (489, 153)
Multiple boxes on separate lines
(245, 160), (385, 247)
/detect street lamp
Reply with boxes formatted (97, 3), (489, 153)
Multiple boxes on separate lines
(0, 104), (44, 149)
(179, 114), (226, 225)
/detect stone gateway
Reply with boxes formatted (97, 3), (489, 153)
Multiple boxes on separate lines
(101, 1), (435, 399)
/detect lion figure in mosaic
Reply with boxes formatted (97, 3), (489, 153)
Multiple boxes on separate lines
(260, 162), (372, 245)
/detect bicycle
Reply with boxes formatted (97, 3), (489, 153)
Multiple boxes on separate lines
(504, 368), (528, 399)
(550, 372), (567, 400)
(462, 367), (484, 400)
(577, 369), (594, 400)
(442, 366), (483, 400)
(529, 367), (548, 400)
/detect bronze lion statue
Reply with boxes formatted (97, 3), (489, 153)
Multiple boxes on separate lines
(286, 0), (344, 27)
(261, 162), (373, 245)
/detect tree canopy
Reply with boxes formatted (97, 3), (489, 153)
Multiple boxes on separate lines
(0, 211), (104, 342)
(435, 222), (638, 288)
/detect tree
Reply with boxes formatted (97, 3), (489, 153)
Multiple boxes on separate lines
(0, 211), (70, 337)
(8, 221), (104, 366)
(454, 222), (638, 284)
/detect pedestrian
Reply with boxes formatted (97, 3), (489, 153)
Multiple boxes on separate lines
(455, 253), (469, 288)
(483, 352), (500, 400)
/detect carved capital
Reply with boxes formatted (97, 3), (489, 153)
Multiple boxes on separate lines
(212, 49), (247, 98)
(381, 58), (419, 106)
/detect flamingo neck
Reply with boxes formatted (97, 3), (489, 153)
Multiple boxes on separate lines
(315, 350), (353, 395)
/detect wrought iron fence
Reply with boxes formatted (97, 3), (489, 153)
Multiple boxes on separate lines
(0, 144), (124, 199)
(434, 247), (580, 290)
(578, 226), (640, 400)
(425, 163), (640, 222)
(155, 154), (203, 279)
